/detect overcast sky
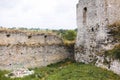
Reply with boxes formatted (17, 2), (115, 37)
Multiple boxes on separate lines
(0, 0), (78, 29)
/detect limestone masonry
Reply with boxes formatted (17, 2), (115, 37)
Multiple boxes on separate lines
(0, 29), (70, 70)
(75, 0), (120, 75)
(75, 0), (120, 63)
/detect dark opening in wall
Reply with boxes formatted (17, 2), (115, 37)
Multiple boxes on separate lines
(83, 7), (87, 24)
(9, 64), (11, 66)
(28, 35), (32, 39)
(44, 35), (47, 38)
(90, 45), (92, 48)
(21, 53), (23, 55)
(92, 28), (94, 32)
(84, 7), (87, 11)
(6, 34), (10, 37)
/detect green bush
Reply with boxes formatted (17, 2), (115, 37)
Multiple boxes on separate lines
(63, 30), (77, 41)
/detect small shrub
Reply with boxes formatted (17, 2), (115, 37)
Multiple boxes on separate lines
(63, 30), (77, 41)
(108, 21), (120, 41)
(105, 45), (120, 60)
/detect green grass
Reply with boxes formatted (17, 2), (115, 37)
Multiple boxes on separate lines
(0, 60), (120, 80)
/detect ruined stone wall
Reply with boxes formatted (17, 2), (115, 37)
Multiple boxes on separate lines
(0, 29), (70, 70)
(75, 0), (120, 63)
(76, 0), (98, 63)
(107, 0), (120, 24)
(75, 0), (120, 75)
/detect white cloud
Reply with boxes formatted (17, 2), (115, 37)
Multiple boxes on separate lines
(0, 0), (78, 29)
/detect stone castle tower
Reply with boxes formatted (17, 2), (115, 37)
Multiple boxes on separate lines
(75, 0), (120, 63)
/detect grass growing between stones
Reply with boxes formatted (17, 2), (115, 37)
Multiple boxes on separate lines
(108, 21), (120, 41)
(0, 60), (120, 80)
(105, 44), (120, 60)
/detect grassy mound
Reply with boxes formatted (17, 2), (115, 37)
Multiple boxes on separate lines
(0, 60), (120, 80)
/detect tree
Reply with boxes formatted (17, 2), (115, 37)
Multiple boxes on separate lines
(63, 30), (76, 41)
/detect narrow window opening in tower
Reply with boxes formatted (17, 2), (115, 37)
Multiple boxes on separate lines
(83, 7), (87, 24)
(92, 28), (94, 32)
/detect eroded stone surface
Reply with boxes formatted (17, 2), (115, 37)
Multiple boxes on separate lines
(75, 0), (120, 75)
(75, 0), (120, 63)
(0, 29), (70, 70)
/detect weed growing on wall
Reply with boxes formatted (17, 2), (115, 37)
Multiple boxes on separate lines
(105, 44), (120, 60)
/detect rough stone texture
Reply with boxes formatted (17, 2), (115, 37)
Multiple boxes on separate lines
(75, 0), (120, 63)
(75, 0), (120, 75)
(110, 60), (120, 75)
(95, 56), (120, 75)
(0, 29), (70, 70)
